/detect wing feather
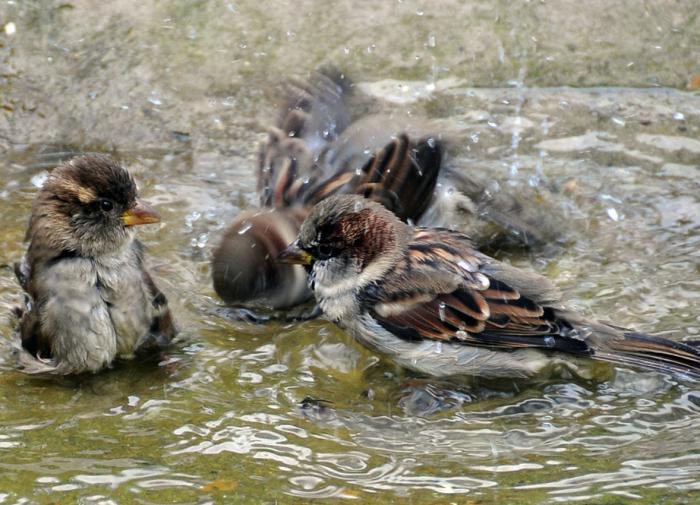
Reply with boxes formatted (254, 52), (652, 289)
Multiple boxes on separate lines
(367, 228), (591, 355)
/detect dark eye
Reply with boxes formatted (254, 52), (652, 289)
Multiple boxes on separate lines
(99, 199), (114, 212)
(317, 243), (334, 260)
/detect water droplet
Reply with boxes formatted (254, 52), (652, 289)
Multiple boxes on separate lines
(543, 336), (555, 348)
(416, 9), (424, 15)
(457, 260), (474, 272)
(600, 194), (623, 204)
(455, 330), (468, 341)
(511, 131), (521, 150)
(607, 208), (619, 221)
(237, 220), (252, 234)
(540, 119), (551, 136)
(148, 90), (163, 106)
(30, 172), (48, 188)
(673, 112), (685, 121)
(438, 302), (446, 322)
(611, 116), (626, 127)
(191, 233), (208, 248)
(486, 181), (501, 195)
(184, 211), (201, 230)
(4, 22), (16, 36)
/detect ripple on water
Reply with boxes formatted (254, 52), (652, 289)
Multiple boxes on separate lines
(1, 29), (700, 501)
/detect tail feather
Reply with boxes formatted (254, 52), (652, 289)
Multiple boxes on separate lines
(597, 331), (700, 379)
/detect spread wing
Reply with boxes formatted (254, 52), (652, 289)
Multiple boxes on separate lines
(365, 228), (591, 355)
(257, 69), (441, 222)
(258, 68), (350, 208)
(302, 133), (441, 222)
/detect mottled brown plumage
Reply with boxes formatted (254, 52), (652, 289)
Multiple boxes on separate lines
(14, 155), (176, 375)
(281, 195), (700, 380)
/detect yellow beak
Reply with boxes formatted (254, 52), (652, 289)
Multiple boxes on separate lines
(121, 200), (161, 227)
(277, 241), (313, 265)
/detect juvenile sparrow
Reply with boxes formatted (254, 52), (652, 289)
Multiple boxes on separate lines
(13, 155), (176, 375)
(212, 69), (442, 310)
(279, 195), (700, 380)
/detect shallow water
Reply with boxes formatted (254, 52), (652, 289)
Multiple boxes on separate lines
(1, 1), (699, 503)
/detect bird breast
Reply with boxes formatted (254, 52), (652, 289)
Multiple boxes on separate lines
(94, 247), (155, 357)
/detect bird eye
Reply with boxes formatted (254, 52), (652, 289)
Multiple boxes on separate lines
(99, 199), (114, 212)
(317, 243), (334, 260)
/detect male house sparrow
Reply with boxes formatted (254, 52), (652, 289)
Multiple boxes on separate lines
(279, 195), (700, 380)
(13, 155), (176, 375)
(212, 69), (442, 310)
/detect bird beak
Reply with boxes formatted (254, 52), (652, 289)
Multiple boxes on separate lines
(277, 240), (313, 265)
(122, 200), (161, 227)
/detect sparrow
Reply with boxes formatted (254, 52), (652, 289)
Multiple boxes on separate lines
(13, 154), (176, 375)
(278, 194), (700, 380)
(212, 68), (443, 310)
(213, 68), (567, 313)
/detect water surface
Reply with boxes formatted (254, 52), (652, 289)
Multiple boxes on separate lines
(1, 1), (699, 503)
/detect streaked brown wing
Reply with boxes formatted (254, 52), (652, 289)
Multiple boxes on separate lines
(302, 133), (442, 222)
(134, 241), (177, 348)
(140, 268), (177, 347)
(355, 134), (441, 221)
(257, 69), (441, 220)
(367, 230), (590, 355)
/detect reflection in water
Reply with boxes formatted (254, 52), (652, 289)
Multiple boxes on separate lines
(0, 0), (699, 503)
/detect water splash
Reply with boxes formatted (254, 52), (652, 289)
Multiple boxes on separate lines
(237, 220), (253, 235)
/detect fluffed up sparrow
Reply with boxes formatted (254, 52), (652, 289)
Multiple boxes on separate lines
(13, 155), (176, 375)
(279, 195), (700, 380)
